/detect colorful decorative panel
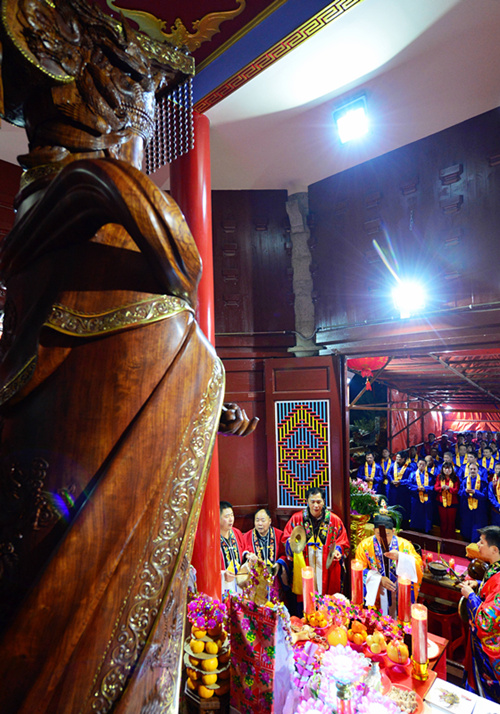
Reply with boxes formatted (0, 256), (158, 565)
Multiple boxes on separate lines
(275, 400), (330, 508)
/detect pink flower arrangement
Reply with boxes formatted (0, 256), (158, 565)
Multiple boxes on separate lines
(296, 698), (332, 714)
(355, 690), (400, 714)
(187, 593), (226, 629)
(321, 645), (369, 685)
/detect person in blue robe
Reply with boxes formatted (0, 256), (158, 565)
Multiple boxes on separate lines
(378, 448), (392, 500)
(356, 451), (383, 492)
(387, 452), (412, 528)
(458, 462), (488, 542)
(408, 459), (435, 533)
(488, 465), (500, 527)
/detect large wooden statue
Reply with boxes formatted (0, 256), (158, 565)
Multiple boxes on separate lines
(0, 1), (253, 712)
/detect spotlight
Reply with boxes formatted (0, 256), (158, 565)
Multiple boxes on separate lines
(392, 280), (426, 319)
(333, 95), (369, 144)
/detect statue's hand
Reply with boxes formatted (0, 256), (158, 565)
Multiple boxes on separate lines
(219, 402), (259, 436)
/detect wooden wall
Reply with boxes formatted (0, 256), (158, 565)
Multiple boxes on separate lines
(309, 107), (500, 354)
(213, 189), (297, 530)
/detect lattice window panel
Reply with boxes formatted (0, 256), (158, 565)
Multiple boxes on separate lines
(275, 399), (331, 508)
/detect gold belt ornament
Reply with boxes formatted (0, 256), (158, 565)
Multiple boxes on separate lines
(45, 295), (193, 336)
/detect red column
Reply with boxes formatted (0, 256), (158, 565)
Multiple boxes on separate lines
(170, 112), (221, 598)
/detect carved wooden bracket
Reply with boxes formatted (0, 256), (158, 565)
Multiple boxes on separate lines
(253, 218), (269, 231)
(364, 191), (382, 209)
(223, 294), (241, 308)
(222, 269), (239, 284)
(440, 195), (463, 214)
(363, 217), (383, 235)
(222, 242), (238, 257)
(488, 152), (500, 167)
(221, 218), (237, 233)
(400, 178), (419, 195)
(439, 164), (463, 186)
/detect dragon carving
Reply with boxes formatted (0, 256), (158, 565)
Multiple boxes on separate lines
(105, 0), (246, 52)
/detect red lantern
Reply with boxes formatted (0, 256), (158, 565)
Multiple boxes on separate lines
(347, 357), (389, 390)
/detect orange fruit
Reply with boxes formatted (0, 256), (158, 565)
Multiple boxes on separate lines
(190, 639), (205, 654)
(186, 667), (199, 680)
(198, 685), (214, 699)
(387, 639), (409, 664)
(351, 620), (367, 634)
(186, 677), (197, 691)
(191, 626), (207, 639)
(214, 682), (230, 696)
(202, 673), (217, 685)
(327, 626), (348, 647)
(189, 656), (200, 667)
(201, 657), (218, 672)
(208, 624), (222, 637)
(218, 651), (231, 664)
(352, 631), (366, 645)
(205, 641), (219, 655)
(218, 668), (230, 680)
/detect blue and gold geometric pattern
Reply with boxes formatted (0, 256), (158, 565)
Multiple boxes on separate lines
(275, 400), (330, 508)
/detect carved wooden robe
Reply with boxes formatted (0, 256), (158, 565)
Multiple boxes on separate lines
(0, 1), (224, 712)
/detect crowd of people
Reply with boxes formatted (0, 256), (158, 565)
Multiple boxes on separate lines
(354, 431), (500, 541)
(219, 490), (350, 604)
(218, 431), (500, 702)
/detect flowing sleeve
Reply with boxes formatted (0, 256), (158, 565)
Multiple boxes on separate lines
(399, 538), (423, 587)
(332, 513), (350, 556)
(473, 581), (500, 661)
(407, 473), (418, 492)
(474, 480), (488, 500)
(241, 529), (254, 556)
(282, 513), (298, 559)
(488, 482), (500, 512)
(275, 528), (286, 559)
(355, 538), (370, 570)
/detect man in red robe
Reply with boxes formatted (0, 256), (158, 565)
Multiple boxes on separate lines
(220, 501), (245, 594)
(282, 487), (349, 607)
(242, 508), (284, 566)
(460, 526), (500, 702)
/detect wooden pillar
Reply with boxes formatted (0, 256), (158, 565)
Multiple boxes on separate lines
(170, 112), (221, 598)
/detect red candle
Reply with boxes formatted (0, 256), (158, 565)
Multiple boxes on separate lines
(398, 577), (411, 622)
(302, 566), (315, 615)
(351, 559), (364, 605)
(411, 603), (428, 664)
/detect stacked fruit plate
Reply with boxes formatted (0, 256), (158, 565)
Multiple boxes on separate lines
(184, 623), (231, 701)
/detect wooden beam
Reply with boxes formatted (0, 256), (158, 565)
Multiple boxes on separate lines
(429, 353), (500, 404)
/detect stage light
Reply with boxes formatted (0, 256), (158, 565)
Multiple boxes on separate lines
(333, 95), (369, 144)
(392, 280), (426, 319)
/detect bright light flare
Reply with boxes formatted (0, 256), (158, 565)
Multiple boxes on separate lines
(334, 96), (369, 144)
(392, 280), (426, 319)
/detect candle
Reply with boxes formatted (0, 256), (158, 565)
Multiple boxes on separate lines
(302, 566), (315, 615)
(411, 603), (428, 664)
(351, 560), (364, 605)
(398, 577), (411, 622)
(449, 558), (455, 570)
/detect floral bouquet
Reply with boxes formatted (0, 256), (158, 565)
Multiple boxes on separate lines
(187, 593), (226, 631)
(349, 478), (381, 517)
